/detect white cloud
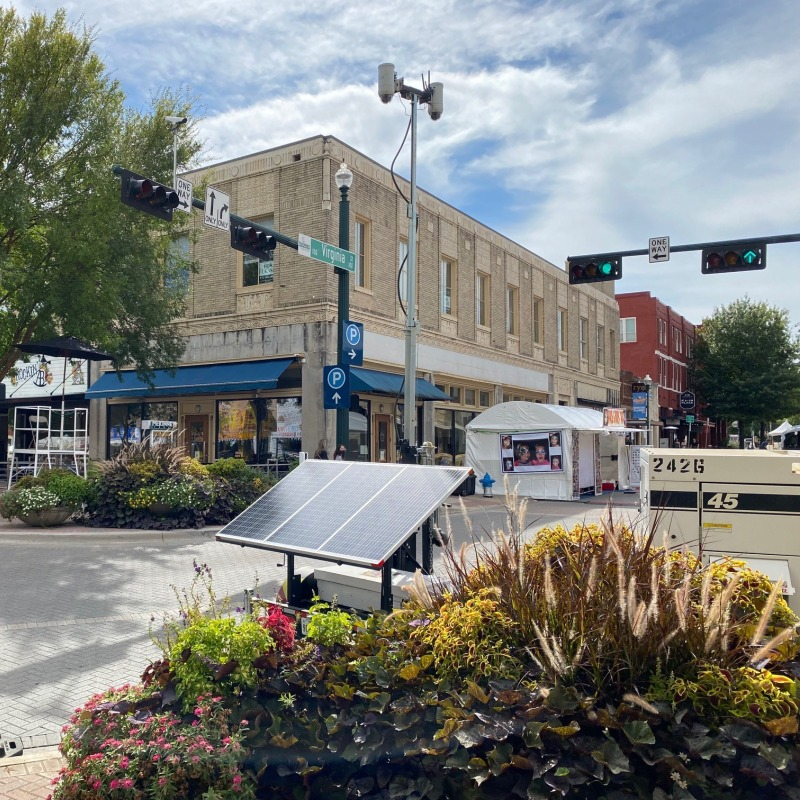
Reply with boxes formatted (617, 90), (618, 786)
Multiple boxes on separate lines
(10, 0), (800, 326)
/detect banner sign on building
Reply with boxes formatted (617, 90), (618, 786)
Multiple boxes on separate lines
(602, 408), (626, 428)
(631, 387), (648, 421)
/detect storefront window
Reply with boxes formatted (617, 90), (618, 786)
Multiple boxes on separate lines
(217, 397), (301, 464)
(350, 400), (370, 462)
(434, 407), (477, 465)
(108, 402), (179, 458)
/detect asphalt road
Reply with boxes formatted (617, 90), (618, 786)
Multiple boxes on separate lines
(0, 491), (641, 752)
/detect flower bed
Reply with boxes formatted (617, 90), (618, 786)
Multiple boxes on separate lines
(51, 504), (800, 798)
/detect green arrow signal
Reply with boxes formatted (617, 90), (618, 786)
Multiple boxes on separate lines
(742, 249), (758, 264)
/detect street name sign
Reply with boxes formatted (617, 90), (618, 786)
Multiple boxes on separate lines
(649, 236), (670, 262)
(343, 321), (364, 366)
(204, 186), (230, 231)
(175, 177), (193, 215)
(323, 365), (350, 409)
(298, 234), (356, 273)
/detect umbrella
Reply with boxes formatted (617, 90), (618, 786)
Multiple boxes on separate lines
(13, 336), (114, 439)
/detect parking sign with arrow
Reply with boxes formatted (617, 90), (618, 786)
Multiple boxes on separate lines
(343, 321), (364, 366)
(323, 365), (350, 409)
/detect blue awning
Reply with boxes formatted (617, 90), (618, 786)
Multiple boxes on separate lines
(85, 358), (296, 400)
(350, 367), (449, 401)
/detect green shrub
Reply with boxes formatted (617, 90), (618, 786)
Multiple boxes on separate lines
(0, 468), (90, 519)
(168, 616), (275, 711)
(305, 597), (358, 647)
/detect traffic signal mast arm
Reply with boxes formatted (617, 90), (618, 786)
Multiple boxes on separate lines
(567, 232), (800, 263)
(113, 164), (298, 251)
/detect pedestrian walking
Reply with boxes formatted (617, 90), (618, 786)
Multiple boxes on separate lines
(333, 444), (347, 461)
(313, 439), (329, 459)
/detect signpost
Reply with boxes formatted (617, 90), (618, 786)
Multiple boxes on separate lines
(649, 236), (670, 262)
(175, 177), (193, 215)
(204, 187), (230, 231)
(298, 234), (356, 273)
(343, 321), (364, 366)
(323, 365), (350, 410)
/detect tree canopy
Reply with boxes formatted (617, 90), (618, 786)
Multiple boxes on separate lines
(0, 8), (204, 380)
(689, 296), (800, 437)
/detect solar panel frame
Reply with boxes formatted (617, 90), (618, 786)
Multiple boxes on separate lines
(216, 460), (470, 568)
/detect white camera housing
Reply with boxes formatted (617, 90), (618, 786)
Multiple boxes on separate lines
(378, 63), (396, 104)
(166, 115), (187, 125)
(427, 82), (443, 120)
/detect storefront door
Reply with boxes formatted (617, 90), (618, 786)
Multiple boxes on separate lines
(185, 415), (209, 462)
(373, 414), (393, 463)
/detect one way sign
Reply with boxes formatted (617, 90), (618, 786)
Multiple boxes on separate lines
(649, 236), (670, 263)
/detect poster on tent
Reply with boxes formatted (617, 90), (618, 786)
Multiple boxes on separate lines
(500, 431), (564, 473)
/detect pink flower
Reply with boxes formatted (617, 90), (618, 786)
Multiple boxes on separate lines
(119, 756), (129, 769)
(110, 779), (120, 790)
(122, 779), (134, 789)
(152, 754), (160, 763)
(158, 777), (167, 786)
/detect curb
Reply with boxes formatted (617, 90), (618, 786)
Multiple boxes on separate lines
(0, 525), (223, 543)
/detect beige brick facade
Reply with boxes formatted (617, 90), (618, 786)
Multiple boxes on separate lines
(149, 135), (621, 459)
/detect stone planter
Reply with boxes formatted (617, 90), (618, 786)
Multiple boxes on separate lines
(17, 507), (74, 527)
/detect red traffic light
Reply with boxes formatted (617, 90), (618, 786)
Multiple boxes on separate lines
(120, 169), (179, 221)
(231, 224), (277, 258)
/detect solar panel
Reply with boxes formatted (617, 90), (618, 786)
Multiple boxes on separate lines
(216, 460), (470, 568)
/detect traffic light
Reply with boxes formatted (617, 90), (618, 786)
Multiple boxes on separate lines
(230, 225), (277, 260)
(567, 256), (622, 285)
(119, 168), (179, 221)
(701, 243), (766, 275)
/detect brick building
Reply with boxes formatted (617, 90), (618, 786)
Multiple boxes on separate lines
(87, 136), (621, 465)
(616, 291), (713, 447)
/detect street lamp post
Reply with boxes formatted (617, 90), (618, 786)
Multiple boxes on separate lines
(643, 373), (653, 446)
(166, 115), (188, 188)
(335, 162), (353, 455)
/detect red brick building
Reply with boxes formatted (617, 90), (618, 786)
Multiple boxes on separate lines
(616, 291), (715, 447)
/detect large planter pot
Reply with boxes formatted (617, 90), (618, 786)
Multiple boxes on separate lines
(17, 507), (74, 527)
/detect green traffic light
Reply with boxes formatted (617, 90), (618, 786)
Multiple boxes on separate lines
(742, 249), (758, 264)
(599, 261), (612, 275)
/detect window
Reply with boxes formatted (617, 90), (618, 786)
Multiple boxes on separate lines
(354, 218), (370, 289)
(532, 297), (543, 344)
(398, 239), (408, 306)
(464, 388), (476, 406)
(579, 317), (588, 360)
(242, 217), (274, 287)
(686, 335), (693, 357)
(479, 390), (490, 407)
(449, 386), (462, 403)
(476, 272), (489, 327)
(440, 258), (456, 315)
(658, 318), (667, 346)
(620, 317), (636, 343)
(596, 325), (605, 365)
(166, 236), (190, 295)
(506, 286), (518, 335)
(610, 330), (616, 368)
(217, 397), (301, 464)
(672, 325), (682, 353)
(558, 309), (568, 352)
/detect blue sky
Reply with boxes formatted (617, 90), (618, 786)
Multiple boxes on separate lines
(15, 0), (800, 327)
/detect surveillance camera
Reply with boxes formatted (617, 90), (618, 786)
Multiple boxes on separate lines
(378, 63), (396, 104)
(166, 115), (188, 125)
(427, 82), (443, 121)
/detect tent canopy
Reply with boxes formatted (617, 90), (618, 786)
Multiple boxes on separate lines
(768, 420), (794, 436)
(466, 401), (640, 434)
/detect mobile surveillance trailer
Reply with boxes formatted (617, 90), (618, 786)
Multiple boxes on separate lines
(640, 448), (800, 614)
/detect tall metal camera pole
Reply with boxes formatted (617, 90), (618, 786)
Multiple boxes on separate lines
(378, 64), (442, 462)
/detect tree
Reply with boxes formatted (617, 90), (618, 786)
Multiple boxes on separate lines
(689, 297), (800, 445)
(0, 8), (204, 381)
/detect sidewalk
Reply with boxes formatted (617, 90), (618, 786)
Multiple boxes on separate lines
(0, 746), (62, 800)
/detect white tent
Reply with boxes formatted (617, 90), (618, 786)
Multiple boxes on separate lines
(465, 402), (637, 500)
(768, 420), (794, 436)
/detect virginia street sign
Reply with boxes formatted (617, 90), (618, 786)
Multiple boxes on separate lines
(298, 234), (356, 273)
(649, 236), (670, 262)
